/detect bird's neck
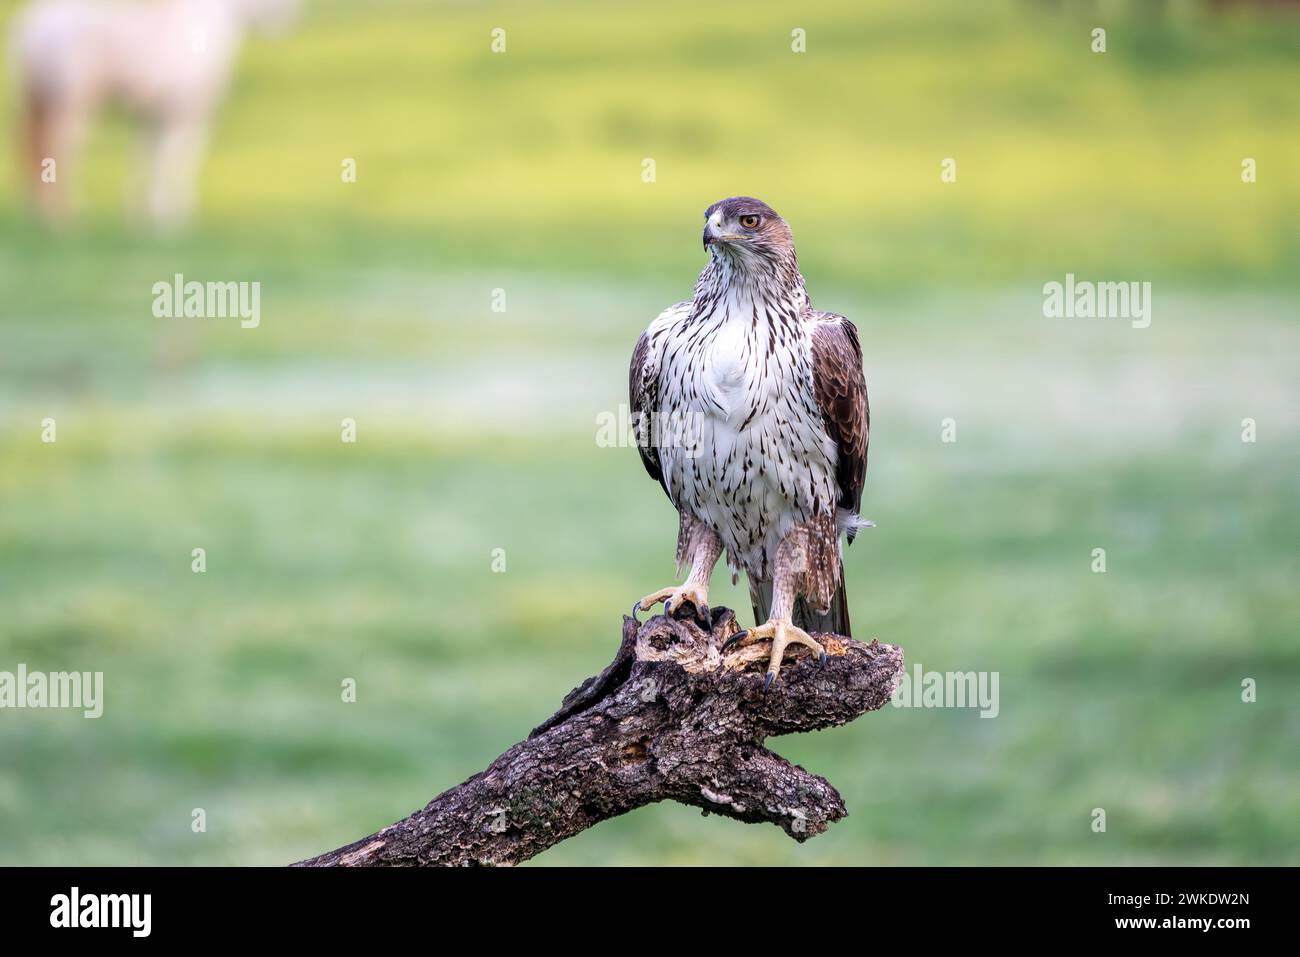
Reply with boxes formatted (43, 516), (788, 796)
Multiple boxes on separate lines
(693, 252), (808, 322)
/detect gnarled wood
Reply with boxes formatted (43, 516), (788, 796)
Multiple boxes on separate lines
(295, 606), (904, 867)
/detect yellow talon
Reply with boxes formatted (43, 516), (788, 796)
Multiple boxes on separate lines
(633, 584), (711, 623)
(722, 618), (826, 689)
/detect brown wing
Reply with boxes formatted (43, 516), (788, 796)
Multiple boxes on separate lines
(810, 312), (869, 538)
(629, 329), (663, 489)
(631, 302), (693, 503)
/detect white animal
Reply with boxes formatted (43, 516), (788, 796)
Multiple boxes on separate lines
(12, 0), (297, 227)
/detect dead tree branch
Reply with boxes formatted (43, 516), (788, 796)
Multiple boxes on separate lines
(295, 606), (903, 867)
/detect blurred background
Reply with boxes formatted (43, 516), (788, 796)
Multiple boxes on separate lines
(0, 0), (1297, 865)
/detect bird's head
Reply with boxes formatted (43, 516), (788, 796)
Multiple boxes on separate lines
(701, 197), (795, 268)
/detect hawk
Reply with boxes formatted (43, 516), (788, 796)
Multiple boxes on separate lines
(630, 197), (870, 688)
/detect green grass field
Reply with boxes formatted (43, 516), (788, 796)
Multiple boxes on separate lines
(0, 0), (1297, 865)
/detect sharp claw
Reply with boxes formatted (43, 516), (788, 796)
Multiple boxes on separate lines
(763, 671), (776, 693)
(819, 651), (828, 667)
(722, 629), (748, 652)
(631, 599), (642, 620)
(698, 603), (711, 626)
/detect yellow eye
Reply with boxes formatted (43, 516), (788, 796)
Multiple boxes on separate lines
(739, 214), (760, 229)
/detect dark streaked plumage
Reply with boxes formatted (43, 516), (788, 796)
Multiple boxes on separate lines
(630, 197), (870, 684)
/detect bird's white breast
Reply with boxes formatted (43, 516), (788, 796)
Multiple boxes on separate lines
(658, 293), (836, 579)
(699, 313), (753, 415)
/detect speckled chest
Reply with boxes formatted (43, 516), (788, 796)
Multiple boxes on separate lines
(656, 288), (837, 571)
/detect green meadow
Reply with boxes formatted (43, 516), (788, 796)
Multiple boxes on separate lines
(0, 0), (1296, 865)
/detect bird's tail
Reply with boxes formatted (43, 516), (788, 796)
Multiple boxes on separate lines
(748, 558), (851, 639)
(748, 578), (773, 630)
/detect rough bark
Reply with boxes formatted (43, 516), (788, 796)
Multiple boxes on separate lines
(295, 605), (904, 867)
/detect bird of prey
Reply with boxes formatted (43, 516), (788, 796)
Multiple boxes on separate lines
(630, 196), (870, 688)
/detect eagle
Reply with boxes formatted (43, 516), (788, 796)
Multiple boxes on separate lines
(630, 196), (870, 689)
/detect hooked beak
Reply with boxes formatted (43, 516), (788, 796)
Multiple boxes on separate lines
(703, 225), (741, 250)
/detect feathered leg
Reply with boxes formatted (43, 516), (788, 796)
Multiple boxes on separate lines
(725, 517), (843, 689)
(633, 514), (722, 627)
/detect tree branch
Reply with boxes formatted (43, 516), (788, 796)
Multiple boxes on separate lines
(295, 606), (904, 867)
